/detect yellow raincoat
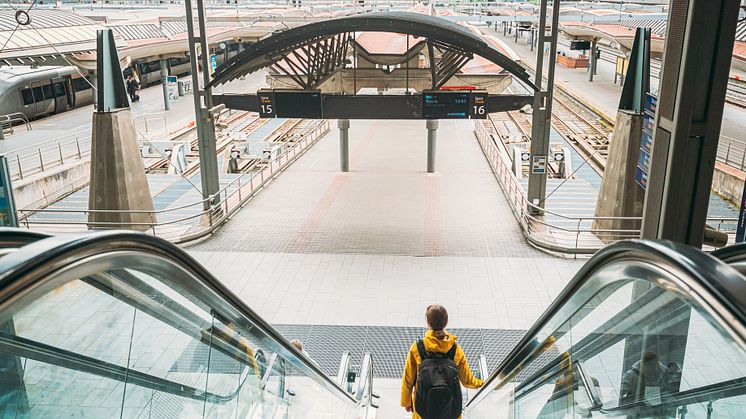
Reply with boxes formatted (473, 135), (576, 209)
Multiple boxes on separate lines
(400, 330), (484, 418)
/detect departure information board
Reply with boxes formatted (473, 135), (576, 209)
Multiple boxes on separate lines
(275, 91), (323, 119)
(422, 91), (489, 119)
(422, 91), (469, 119)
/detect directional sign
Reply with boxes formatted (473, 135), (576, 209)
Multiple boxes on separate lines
(257, 91), (276, 118)
(470, 91), (488, 119)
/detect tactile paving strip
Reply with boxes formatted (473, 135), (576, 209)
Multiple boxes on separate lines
(274, 324), (535, 379)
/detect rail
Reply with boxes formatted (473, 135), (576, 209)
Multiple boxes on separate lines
(17, 120), (331, 245)
(717, 135), (746, 172)
(0, 230), (363, 412)
(0, 112), (32, 137)
(2, 135), (86, 182)
(475, 120), (641, 255)
(464, 240), (746, 414)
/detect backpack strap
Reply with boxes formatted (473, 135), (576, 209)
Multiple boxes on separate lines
(416, 339), (429, 360)
(446, 342), (458, 360)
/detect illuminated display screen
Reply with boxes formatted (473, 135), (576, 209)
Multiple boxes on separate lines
(422, 91), (469, 119)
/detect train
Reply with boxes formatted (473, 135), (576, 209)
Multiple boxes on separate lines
(0, 45), (242, 121)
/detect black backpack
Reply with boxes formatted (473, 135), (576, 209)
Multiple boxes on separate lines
(414, 339), (462, 419)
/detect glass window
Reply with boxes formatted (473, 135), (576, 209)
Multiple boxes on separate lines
(53, 83), (65, 97)
(21, 88), (34, 105)
(32, 86), (43, 102)
(72, 77), (91, 92)
(41, 84), (53, 100)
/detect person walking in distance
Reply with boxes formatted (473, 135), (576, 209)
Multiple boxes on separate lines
(126, 75), (140, 103)
(401, 305), (484, 418)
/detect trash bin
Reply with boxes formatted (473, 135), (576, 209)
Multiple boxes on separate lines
(178, 81), (185, 97)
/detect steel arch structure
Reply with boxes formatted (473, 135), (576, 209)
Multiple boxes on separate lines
(206, 11), (538, 91)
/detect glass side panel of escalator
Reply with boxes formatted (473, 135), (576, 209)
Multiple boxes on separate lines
(0, 248), (358, 418)
(468, 260), (746, 418)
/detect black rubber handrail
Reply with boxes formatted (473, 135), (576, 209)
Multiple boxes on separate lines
(0, 230), (358, 406)
(712, 242), (746, 263)
(0, 228), (48, 248)
(465, 240), (746, 410)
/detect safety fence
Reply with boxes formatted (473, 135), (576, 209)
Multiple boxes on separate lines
(17, 120), (331, 244)
(717, 135), (746, 172)
(476, 120), (642, 255)
(476, 121), (740, 255)
(4, 135), (87, 182)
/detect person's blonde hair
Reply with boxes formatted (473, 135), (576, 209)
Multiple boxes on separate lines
(426, 304), (448, 340)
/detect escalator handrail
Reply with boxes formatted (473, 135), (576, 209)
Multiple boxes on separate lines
(465, 239), (746, 410)
(0, 230), (358, 406)
(0, 228), (49, 248)
(0, 331), (242, 404)
(712, 242), (746, 263)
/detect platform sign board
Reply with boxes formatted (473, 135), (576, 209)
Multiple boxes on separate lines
(257, 91), (276, 118)
(274, 91), (323, 119)
(166, 76), (178, 99)
(0, 156), (18, 227)
(570, 40), (591, 51)
(636, 93), (657, 190)
(422, 91), (469, 119)
(210, 54), (217, 72)
(532, 155), (547, 174)
(469, 91), (488, 119)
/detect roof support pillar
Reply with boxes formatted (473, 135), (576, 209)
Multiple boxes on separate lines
(185, 0), (220, 211)
(339, 119), (349, 173)
(641, 0), (740, 247)
(527, 0), (560, 216)
(160, 59), (171, 111)
(427, 119), (438, 174)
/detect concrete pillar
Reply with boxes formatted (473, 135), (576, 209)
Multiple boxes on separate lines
(426, 119), (438, 173)
(589, 40), (597, 82)
(339, 119), (350, 172)
(88, 108), (155, 229)
(592, 111), (645, 241)
(160, 58), (171, 111)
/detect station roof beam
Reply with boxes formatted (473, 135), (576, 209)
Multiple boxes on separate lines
(207, 11), (538, 92)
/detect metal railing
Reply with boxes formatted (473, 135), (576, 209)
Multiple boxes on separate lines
(475, 120), (642, 255)
(3, 135), (87, 182)
(0, 112), (31, 138)
(476, 121), (740, 253)
(717, 135), (746, 172)
(17, 120), (331, 244)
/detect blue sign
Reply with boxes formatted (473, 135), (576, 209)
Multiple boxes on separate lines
(644, 93), (657, 116)
(637, 148), (651, 173)
(0, 156), (18, 227)
(635, 166), (649, 189)
(636, 93), (657, 190)
(210, 54), (217, 71)
(737, 181), (746, 242)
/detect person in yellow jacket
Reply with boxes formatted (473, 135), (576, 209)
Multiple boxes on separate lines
(400, 304), (484, 418)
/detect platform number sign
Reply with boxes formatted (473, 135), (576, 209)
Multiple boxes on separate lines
(470, 92), (488, 119)
(257, 91), (276, 118)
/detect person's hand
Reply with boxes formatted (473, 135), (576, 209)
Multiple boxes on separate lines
(405, 406), (412, 412)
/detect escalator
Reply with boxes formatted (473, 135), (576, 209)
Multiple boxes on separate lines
(464, 240), (746, 418)
(2, 230), (746, 418)
(0, 230), (376, 418)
